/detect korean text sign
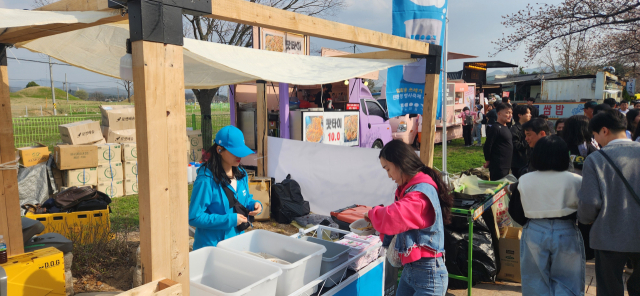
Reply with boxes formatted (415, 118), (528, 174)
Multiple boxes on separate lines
(385, 0), (448, 119)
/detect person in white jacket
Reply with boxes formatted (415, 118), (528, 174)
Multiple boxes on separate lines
(472, 105), (484, 146)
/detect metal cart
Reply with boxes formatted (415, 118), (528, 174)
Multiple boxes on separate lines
(449, 180), (510, 296)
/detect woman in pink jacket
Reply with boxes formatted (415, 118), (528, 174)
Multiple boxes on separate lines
(365, 140), (453, 296)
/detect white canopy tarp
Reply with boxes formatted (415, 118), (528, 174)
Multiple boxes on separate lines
(1, 8), (416, 88)
(0, 8), (116, 29)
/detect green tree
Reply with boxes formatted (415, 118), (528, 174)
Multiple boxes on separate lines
(75, 89), (88, 100)
(365, 79), (376, 93)
(25, 81), (39, 88)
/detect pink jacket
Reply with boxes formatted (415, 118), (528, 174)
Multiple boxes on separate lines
(368, 172), (442, 264)
(457, 110), (478, 126)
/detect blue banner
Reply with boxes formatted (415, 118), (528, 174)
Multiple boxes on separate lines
(386, 0), (447, 119)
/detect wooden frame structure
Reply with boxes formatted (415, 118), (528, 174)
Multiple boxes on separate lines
(0, 0), (442, 294)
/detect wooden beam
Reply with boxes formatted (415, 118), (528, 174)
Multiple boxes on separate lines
(132, 41), (189, 293)
(34, 0), (111, 12)
(336, 50), (414, 60)
(0, 15), (126, 44)
(115, 278), (182, 296)
(256, 81), (268, 177)
(208, 0), (431, 55)
(0, 46), (24, 257)
(419, 74), (440, 167)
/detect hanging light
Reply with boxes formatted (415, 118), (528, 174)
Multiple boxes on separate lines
(364, 81), (369, 86)
(344, 80), (349, 85)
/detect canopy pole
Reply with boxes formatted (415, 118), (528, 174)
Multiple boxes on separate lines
(441, 15), (449, 180)
(420, 49), (443, 167)
(279, 83), (290, 139)
(257, 80), (268, 176)
(0, 44), (24, 257)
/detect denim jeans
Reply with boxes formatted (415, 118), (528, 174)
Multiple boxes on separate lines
(521, 219), (585, 296)
(397, 257), (448, 296)
(472, 124), (482, 145)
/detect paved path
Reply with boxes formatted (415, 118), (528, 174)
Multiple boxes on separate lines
(447, 260), (632, 296)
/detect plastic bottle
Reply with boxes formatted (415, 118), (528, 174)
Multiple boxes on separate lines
(187, 164), (193, 184)
(0, 235), (7, 264)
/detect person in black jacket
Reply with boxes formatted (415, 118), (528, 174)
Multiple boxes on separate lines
(483, 103), (513, 180)
(486, 103), (498, 125)
(511, 105), (532, 178)
(526, 97), (539, 117)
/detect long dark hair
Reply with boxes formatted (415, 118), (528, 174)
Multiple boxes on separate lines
(562, 115), (591, 147)
(626, 109), (639, 134)
(379, 140), (453, 224)
(203, 144), (246, 185)
(530, 136), (570, 172)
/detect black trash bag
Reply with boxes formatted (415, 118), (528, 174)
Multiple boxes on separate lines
(271, 174), (310, 224)
(444, 214), (497, 289)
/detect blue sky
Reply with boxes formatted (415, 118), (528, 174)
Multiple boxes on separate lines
(1, 0), (561, 91)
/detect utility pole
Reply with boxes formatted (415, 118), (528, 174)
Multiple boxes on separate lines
(117, 86), (120, 101)
(353, 44), (356, 53)
(49, 56), (57, 115)
(65, 73), (68, 103)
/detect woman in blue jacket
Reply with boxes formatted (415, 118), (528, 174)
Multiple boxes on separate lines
(189, 126), (262, 249)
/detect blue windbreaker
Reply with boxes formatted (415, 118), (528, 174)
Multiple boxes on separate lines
(189, 166), (262, 250)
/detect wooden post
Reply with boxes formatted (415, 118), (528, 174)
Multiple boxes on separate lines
(256, 81), (268, 176)
(0, 45), (24, 256)
(131, 41), (189, 293)
(419, 74), (440, 167)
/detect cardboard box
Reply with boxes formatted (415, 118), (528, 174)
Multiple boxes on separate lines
(59, 120), (103, 145)
(55, 144), (98, 170)
(249, 177), (271, 221)
(96, 144), (122, 164)
(497, 227), (522, 283)
(123, 161), (138, 180)
(188, 149), (202, 163)
(17, 144), (50, 167)
(187, 130), (202, 151)
(97, 162), (123, 182)
(63, 168), (98, 187)
(102, 127), (136, 144)
(98, 180), (124, 198)
(124, 178), (138, 196)
(122, 143), (137, 161)
(100, 105), (136, 131)
(89, 138), (107, 145)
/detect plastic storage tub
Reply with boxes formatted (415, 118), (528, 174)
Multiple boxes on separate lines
(217, 230), (326, 296)
(190, 247), (282, 296)
(300, 236), (350, 288)
(350, 218), (375, 236)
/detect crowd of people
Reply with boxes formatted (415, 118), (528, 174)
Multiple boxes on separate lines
(481, 98), (640, 296)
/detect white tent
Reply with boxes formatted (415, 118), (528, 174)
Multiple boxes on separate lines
(1, 8), (415, 88)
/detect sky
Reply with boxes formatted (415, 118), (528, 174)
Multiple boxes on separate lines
(1, 0), (563, 92)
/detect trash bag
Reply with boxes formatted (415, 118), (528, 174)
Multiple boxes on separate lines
(271, 174), (310, 224)
(444, 214), (497, 289)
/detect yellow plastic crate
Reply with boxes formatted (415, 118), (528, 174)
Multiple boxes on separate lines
(25, 207), (111, 244)
(0, 247), (66, 296)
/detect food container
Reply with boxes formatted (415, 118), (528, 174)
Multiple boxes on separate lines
(349, 218), (375, 236)
(300, 237), (351, 288)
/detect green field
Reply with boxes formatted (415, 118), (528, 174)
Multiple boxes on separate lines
(11, 86), (80, 100)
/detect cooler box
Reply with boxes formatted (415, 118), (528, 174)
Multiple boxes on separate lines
(217, 230), (326, 296)
(330, 205), (373, 231)
(300, 236), (350, 288)
(190, 247), (282, 296)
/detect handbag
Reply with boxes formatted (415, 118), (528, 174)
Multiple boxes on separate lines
(598, 150), (640, 206)
(386, 235), (403, 268)
(222, 184), (254, 232)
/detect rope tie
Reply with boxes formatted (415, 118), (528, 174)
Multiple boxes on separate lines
(0, 157), (20, 170)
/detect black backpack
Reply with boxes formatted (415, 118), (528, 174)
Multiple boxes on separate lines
(271, 174), (310, 224)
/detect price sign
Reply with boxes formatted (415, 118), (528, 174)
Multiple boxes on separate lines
(302, 111), (359, 146)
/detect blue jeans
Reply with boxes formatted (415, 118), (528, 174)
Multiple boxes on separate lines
(521, 219), (585, 296)
(472, 124), (482, 145)
(397, 257), (448, 296)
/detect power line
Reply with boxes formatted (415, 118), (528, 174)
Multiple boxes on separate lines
(7, 57), (73, 66)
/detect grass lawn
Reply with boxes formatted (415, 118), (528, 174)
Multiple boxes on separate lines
(109, 139), (486, 229)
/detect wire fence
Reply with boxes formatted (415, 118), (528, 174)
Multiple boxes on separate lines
(13, 111), (230, 149)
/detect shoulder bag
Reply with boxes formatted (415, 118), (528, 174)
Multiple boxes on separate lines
(598, 150), (640, 206)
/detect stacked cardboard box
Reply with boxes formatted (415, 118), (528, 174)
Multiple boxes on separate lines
(55, 145), (99, 187)
(187, 130), (203, 162)
(96, 143), (123, 198)
(100, 106), (136, 144)
(58, 120), (103, 145)
(17, 143), (50, 167)
(121, 143), (138, 196)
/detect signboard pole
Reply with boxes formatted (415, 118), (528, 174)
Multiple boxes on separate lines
(441, 15), (449, 179)
(257, 80), (268, 176)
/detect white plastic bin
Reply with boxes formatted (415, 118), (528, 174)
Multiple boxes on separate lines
(217, 230), (326, 296)
(190, 247), (282, 296)
(300, 236), (350, 288)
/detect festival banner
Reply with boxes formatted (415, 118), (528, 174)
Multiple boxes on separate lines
(386, 0), (448, 119)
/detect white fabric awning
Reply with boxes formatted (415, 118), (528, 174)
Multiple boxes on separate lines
(0, 8), (116, 29)
(1, 7), (416, 89)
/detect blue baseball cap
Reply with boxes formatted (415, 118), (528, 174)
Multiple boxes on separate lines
(214, 126), (254, 158)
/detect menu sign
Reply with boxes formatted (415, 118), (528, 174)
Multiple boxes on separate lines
(302, 111), (359, 146)
(254, 27), (309, 55)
